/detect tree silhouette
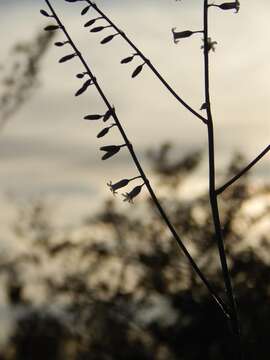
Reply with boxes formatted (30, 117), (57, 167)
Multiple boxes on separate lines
(0, 147), (269, 359)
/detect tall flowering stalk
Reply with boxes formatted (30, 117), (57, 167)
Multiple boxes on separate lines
(66, 0), (208, 124)
(171, 1), (243, 357)
(202, 1), (242, 357)
(42, 0), (229, 319)
(41, 1), (270, 359)
(171, 1), (268, 358)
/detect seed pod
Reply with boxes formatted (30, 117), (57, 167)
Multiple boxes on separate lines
(81, 5), (91, 15)
(120, 56), (134, 64)
(44, 25), (59, 31)
(84, 114), (103, 120)
(59, 53), (76, 63)
(54, 42), (65, 47)
(75, 79), (92, 96)
(100, 145), (119, 152)
(76, 73), (85, 79)
(103, 109), (113, 122)
(132, 64), (144, 78)
(84, 19), (97, 27)
(97, 127), (110, 138)
(100, 145), (121, 160)
(40, 9), (51, 17)
(100, 35), (115, 44)
(90, 26), (105, 33)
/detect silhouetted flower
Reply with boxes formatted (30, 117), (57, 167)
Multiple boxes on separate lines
(201, 37), (217, 52)
(107, 176), (141, 195)
(107, 179), (129, 195)
(122, 184), (144, 203)
(218, 1), (240, 13)
(172, 28), (195, 44)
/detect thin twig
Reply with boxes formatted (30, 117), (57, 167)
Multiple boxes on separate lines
(82, 0), (208, 124)
(44, 0), (229, 318)
(216, 144), (270, 195)
(203, 1), (243, 358)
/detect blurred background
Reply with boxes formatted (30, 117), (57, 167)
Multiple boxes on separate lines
(0, 1), (269, 359)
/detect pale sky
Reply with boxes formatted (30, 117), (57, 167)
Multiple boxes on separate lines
(0, 1), (269, 237)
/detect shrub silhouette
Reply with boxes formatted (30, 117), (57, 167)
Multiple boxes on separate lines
(1, 148), (269, 359)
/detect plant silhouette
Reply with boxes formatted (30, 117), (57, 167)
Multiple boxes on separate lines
(0, 148), (269, 359)
(24, 0), (270, 358)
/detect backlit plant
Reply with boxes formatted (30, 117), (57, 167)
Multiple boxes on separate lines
(41, 1), (269, 358)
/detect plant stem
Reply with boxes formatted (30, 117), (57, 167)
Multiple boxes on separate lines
(203, 1), (243, 358)
(216, 144), (270, 195)
(45, 0), (229, 318)
(84, 0), (207, 124)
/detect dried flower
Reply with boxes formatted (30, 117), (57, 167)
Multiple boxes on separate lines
(201, 37), (217, 52)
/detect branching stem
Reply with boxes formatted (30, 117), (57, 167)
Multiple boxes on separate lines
(84, 0), (208, 124)
(216, 144), (270, 195)
(44, 0), (229, 318)
(203, 1), (243, 358)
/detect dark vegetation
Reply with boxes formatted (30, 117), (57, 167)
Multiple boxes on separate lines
(0, 147), (269, 359)
(0, 30), (54, 131)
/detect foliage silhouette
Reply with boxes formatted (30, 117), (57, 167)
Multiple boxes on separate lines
(0, 29), (55, 131)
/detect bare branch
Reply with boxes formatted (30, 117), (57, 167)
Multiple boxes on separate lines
(44, 0), (229, 318)
(216, 144), (270, 195)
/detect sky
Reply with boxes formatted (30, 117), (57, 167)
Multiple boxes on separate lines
(0, 0), (269, 242)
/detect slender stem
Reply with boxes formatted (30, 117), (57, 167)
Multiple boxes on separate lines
(130, 175), (142, 181)
(216, 144), (270, 195)
(45, 0), (229, 318)
(84, 0), (207, 124)
(203, 1), (243, 358)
